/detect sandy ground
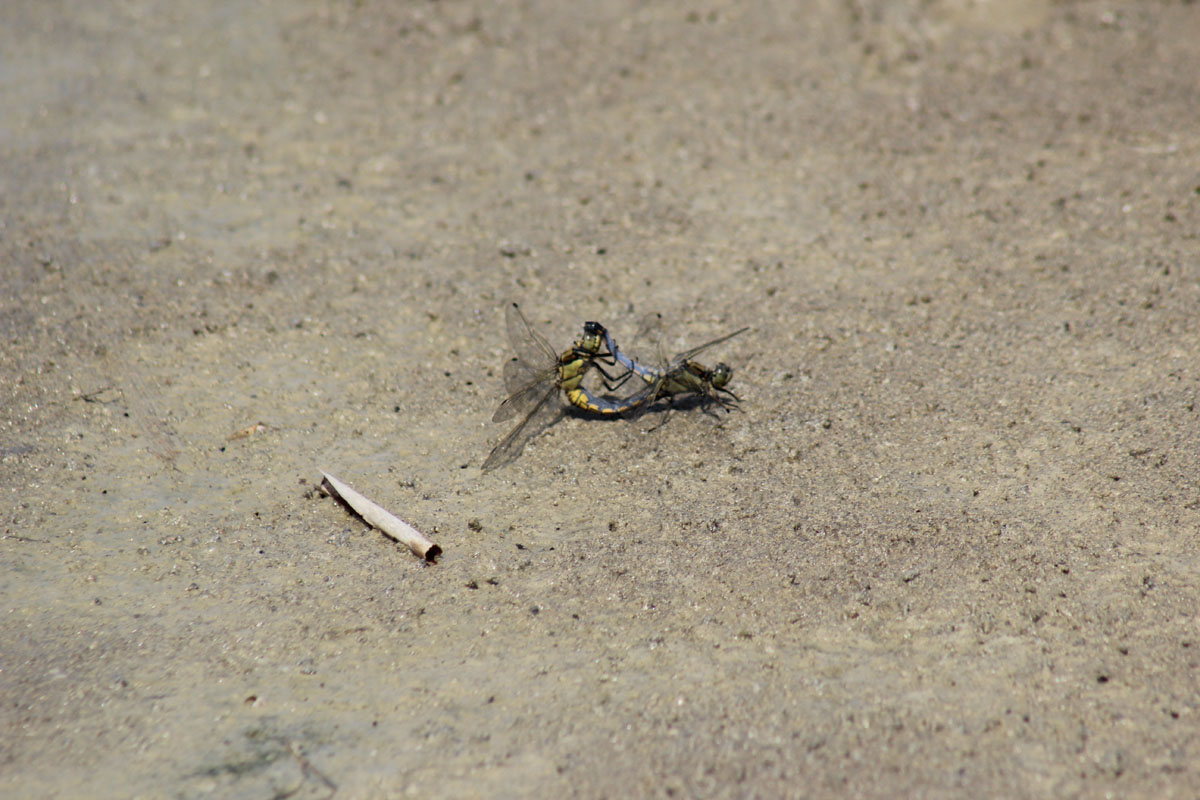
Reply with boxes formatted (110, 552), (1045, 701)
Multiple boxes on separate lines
(3, 1), (1199, 797)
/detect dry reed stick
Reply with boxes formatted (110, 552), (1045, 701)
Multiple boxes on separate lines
(319, 470), (441, 562)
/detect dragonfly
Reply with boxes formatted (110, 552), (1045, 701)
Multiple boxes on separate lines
(600, 314), (749, 424)
(481, 303), (630, 473)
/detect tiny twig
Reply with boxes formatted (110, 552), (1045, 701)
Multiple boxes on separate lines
(79, 386), (122, 404)
(228, 421), (270, 440)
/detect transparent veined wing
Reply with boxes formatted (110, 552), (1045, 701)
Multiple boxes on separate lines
(492, 358), (557, 423)
(504, 302), (558, 373)
(482, 383), (564, 472)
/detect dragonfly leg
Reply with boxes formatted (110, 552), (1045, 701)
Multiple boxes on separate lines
(718, 387), (742, 412)
(592, 362), (634, 389)
(597, 368), (639, 392)
(702, 389), (741, 418)
(645, 399), (676, 432)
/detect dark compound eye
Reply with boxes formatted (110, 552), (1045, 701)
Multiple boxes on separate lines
(584, 321), (605, 335)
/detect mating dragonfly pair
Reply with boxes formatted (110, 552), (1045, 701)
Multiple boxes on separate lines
(482, 302), (749, 473)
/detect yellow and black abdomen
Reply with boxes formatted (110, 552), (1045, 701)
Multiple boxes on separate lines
(558, 352), (627, 416)
(564, 384), (637, 416)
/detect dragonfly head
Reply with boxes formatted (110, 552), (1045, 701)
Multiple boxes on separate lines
(710, 362), (733, 390)
(576, 321), (607, 355)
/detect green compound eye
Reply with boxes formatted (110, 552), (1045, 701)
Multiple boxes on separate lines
(710, 363), (732, 389)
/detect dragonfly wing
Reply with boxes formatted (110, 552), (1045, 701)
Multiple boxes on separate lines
(617, 313), (673, 421)
(635, 312), (667, 382)
(669, 326), (750, 365)
(490, 303), (562, 423)
(505, 302), (559, 371)
(635, 312), (665, 345)
(493, 370), (556, 422)
(502, 356), (545, 395)
(482, 386), (564, 472)
(606, 312), (662, 384)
